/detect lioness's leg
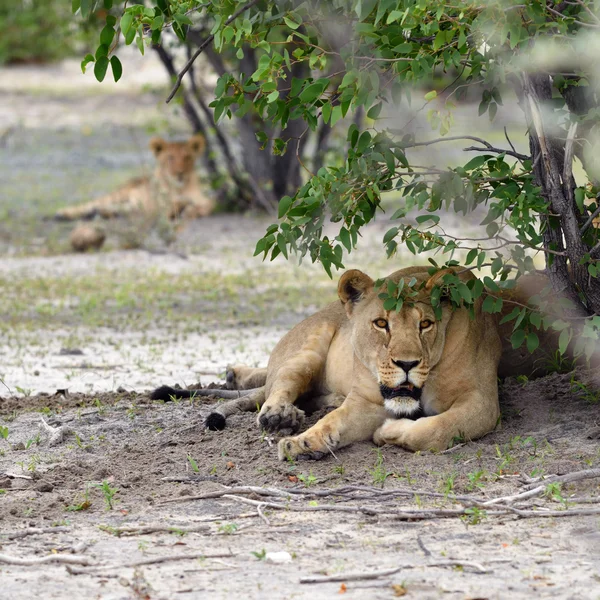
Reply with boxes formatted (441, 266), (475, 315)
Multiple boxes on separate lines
(226, 364), (268, 390)
(277, 394), (387, 460)
(373, 391), (499, 452)
(259, 322), (336, 432)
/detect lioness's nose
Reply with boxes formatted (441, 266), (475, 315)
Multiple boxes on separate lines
(392, 359), (420, 373)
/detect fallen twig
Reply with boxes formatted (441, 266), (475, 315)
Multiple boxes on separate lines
(523, 468), (600, 491)
(98, 524), (210, 537)
(0, 553), (93, 566)
(256, 504), (271, 527)
(66, 551), (236, 575)
(3, 526), (71, 540)
(159, 485), (291, 505)
(300, 559), (491, 583)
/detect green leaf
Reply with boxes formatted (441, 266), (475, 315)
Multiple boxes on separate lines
(575, 187), (585, 214)
(526, 332), (539, 353)
(383, 227), (398, 244)
(357, 131), (371, 154)
(465, 249), (478, 265)
(424, 90), (437, 101)
(463, 155), (488, 171)
(110, 56), (123, 82)
(558, 328), (571, 355)
(94, 56), (110, 82)
(511, 329), (526, 349)
(121, 12), (133, 36)
(339, 228), (352, 252)
(482, 295), (495, 314)
(100, 24), (115, 47)
(278, 196), (293, 218)
(367, 102), (382, 119)
(81, 54), (95, 74)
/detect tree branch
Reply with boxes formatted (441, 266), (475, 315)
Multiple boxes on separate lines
(166, 0), (261, 103)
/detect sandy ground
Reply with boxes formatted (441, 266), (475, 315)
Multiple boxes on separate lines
(1, 54), (599, 599)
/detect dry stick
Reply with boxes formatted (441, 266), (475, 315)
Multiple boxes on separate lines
(0, 553), (93, 566)
(4, 526), (71, 541)
(256, 504), (271, 527)
(159, 485), (291, 505)
(299, 559), (491, 583)
(222, 494), (490, 519)
(99, 524), (210, 537)
(166, 0), (261, 103)
(523, 468), (600, 491)
(66, 551), (236, 575)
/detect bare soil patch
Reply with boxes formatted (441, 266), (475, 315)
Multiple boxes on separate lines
(1, 371), (599, 599)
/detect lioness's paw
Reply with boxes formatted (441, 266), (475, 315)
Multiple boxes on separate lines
(373, 418), (411, 446)
(277, 430), (339, 461)
(258, 403), (305, 433)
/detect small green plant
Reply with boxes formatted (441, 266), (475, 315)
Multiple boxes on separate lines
(66, 485), (92, 511)
(218, 522), (239, 535)
(449, 433), (466, 448)
(251, 548), (267, 561)
(138, 540), (149, 553)
(370, 449), (393, 486)
(515, 375), (529, 387)
(440, 472), (457, 496)
(96, 480), (118, 510)
(187, 455), (199, 473)
(466, 469), (488, 491)
(544, 482), (568, 506)
(334, 465), (345, 476)
(570, 376), (600, 404)
(461, 506), (487, 525)
(297, 471), (317, 487)
(0, 426), (8, 439)
(542, 350), (577, 375)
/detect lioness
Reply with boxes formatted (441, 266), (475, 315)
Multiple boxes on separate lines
(156, 265), (553, 459)
(54, 135), (214, 221)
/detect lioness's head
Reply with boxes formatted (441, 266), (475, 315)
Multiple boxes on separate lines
(338, 267), (474, 418)
(149, 134), (205, 184)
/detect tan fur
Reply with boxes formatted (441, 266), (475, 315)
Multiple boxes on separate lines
(69, 224), (105, 252)
(228, 265), (550, 460)
(55, 135), (214, 222)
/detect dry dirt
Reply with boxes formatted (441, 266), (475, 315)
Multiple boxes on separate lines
(1, 370), (599, 599)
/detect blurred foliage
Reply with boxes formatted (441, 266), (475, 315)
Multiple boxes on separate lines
(0, 0), (98, 65)
(76, 0), (600, 358)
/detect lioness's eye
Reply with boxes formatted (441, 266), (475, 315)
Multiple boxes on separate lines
(420, 319), (433, 330)
(373, 318), (388, 329)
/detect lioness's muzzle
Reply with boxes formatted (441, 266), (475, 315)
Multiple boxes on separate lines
(379, 383), (423, 401)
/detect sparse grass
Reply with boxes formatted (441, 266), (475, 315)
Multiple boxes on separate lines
(298, 471), (317, 487)
(370, 449), (393, 486)
(96, 480), (118, 510)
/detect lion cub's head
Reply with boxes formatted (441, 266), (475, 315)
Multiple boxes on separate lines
(149, 134), (205, 185)
(338, 267), (474, 418)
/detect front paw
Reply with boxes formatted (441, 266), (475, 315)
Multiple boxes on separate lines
(277, 429), (340, 461)
(258, 402), (305, 433)
(373, 418), (411, 446)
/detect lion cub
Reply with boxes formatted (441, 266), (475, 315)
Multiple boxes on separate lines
(55, 135), (214, 222)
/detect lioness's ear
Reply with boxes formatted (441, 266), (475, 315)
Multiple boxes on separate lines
(188, 134), (205, 155)
(425, 267), (475, 291)
(338, 270), (374, 312)
(149, 137), (166, 156)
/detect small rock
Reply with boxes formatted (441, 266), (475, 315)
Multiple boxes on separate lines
(179, 487), (192, 496)
(35, 482), (54, 493)
(265, 551), (292, 564)
(11, 442), (25, 451)
(58, 348), (84, 356)
(0, 477), (11, 488)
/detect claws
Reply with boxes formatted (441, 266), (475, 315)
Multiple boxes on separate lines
(258, 403), (305, 433)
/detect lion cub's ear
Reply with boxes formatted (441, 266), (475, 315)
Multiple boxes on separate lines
(149, 137), (166, 156)
(188, 134), (206, 155)
(338, 270), (374, 315)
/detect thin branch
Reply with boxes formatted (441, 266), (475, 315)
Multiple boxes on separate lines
(580, 202), (600, 234)
(392, 135), (529, 161)
(0, 553), (93, 566)
(166, 0), (261, 103)
(66, 552), (236, 575)
(300, 560), (492, 583)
